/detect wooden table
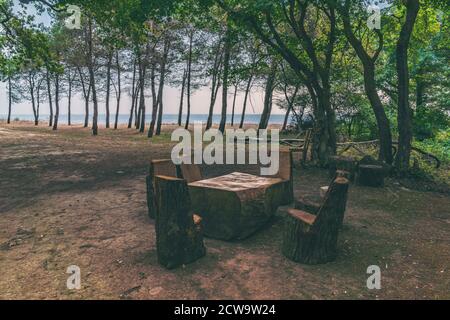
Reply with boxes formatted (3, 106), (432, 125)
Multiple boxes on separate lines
(188, 172), (286, 241)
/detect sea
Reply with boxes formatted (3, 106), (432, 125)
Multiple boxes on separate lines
(1, 114), (287, 125)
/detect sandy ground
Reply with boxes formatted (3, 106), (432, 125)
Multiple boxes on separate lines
(0, 122), (449, 300)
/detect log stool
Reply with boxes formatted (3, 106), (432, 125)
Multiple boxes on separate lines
(154, 175), (206, 269)
(357, 165), (385, 187)
(282, 177), (350, 265)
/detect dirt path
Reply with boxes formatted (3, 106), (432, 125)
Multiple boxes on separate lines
(0, 123), (449, 299)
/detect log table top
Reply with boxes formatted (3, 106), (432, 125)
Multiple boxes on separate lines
(188, 172), (283, 192)
(188, 172), (286, 241)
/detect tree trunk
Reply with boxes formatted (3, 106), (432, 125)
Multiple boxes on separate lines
(128, 59), (137, 129)
(282, 106), (292, 132)
(87, 17), (99, 136)
(395, 0), (420, 172)
(134, 85), (140, 128)
(178, 69), (187, 127)
(230, 84), (238, 126)
(29, 74), (38, 126)
(36, 84), (40, 125)
(155, 40), (171, 136)
(67, 72), (72, 126)
(52, 73), (60, 130)
(219, 25), (232, 133)
(114, 52), (121, 130)
(185, 31), (193, 130)
(206, 41), (223, 130)
(7, 76), (12, 124)
(46, 70), (53, 127)
(105, 52), (112, 129)
(148, 59), (158, 137)
(77, 66), (90, 128)
(281, 85), (299, 132)
(258, 61), (277, 130)
(239, 74), (253, 129)
(138, 49), (147, 133)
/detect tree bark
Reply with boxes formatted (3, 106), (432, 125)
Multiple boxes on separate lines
(177, 69), (187, 127)
(134, 84), (140, 128)
(105, 52), (112, 128)
(230, 84), (238, 126)
(258, 61), (277, 130)
(395, 0), (420, 172)
(77, 66), (90, 128)
(128, 59), (137, 129)
(52, 73), (60, 130)
(138, 47), (148, 133)
(148, 57), (158, 137)
(281, 84), (299, 132)
(46, 70), (53, 127)
(67, 70), (72, 126)
(206, 39), (223, 130)
(219, 25), (232, 133)
(239, 74), (253, 129)
(29, 73), (38, 126)
(7, 76), (12, 124)
(87, 17), (99, 136)
(185, 30), (193, 130)
(114, 51), (121, 130)
(155, 39), (171, 136)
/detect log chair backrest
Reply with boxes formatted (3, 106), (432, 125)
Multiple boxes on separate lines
(277, 149), (293, 181)
(180, 164), (203, 183)
(312, 177), (349, 234)
(150, 159), (179, 181)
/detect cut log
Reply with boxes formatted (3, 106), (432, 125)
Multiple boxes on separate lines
(147, 159), (180, 219)
(189, 172), (284, 240)
(357, 165), (385, 187)
(328, 156), (358, 181)
(282, 177), (349, 264)
(154, 175), (206, 269)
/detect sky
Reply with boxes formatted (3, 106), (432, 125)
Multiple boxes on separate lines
(0, 1), (284, 117)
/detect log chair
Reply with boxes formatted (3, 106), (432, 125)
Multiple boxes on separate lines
(154, 175), (206, 269)
(295, 170), (350, 218)
(282, 177), (350, 265)
(147, 159), (181, 219)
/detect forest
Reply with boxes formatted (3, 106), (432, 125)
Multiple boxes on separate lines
(0, 0), (449, 301)
(1, 0), (448, 173)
